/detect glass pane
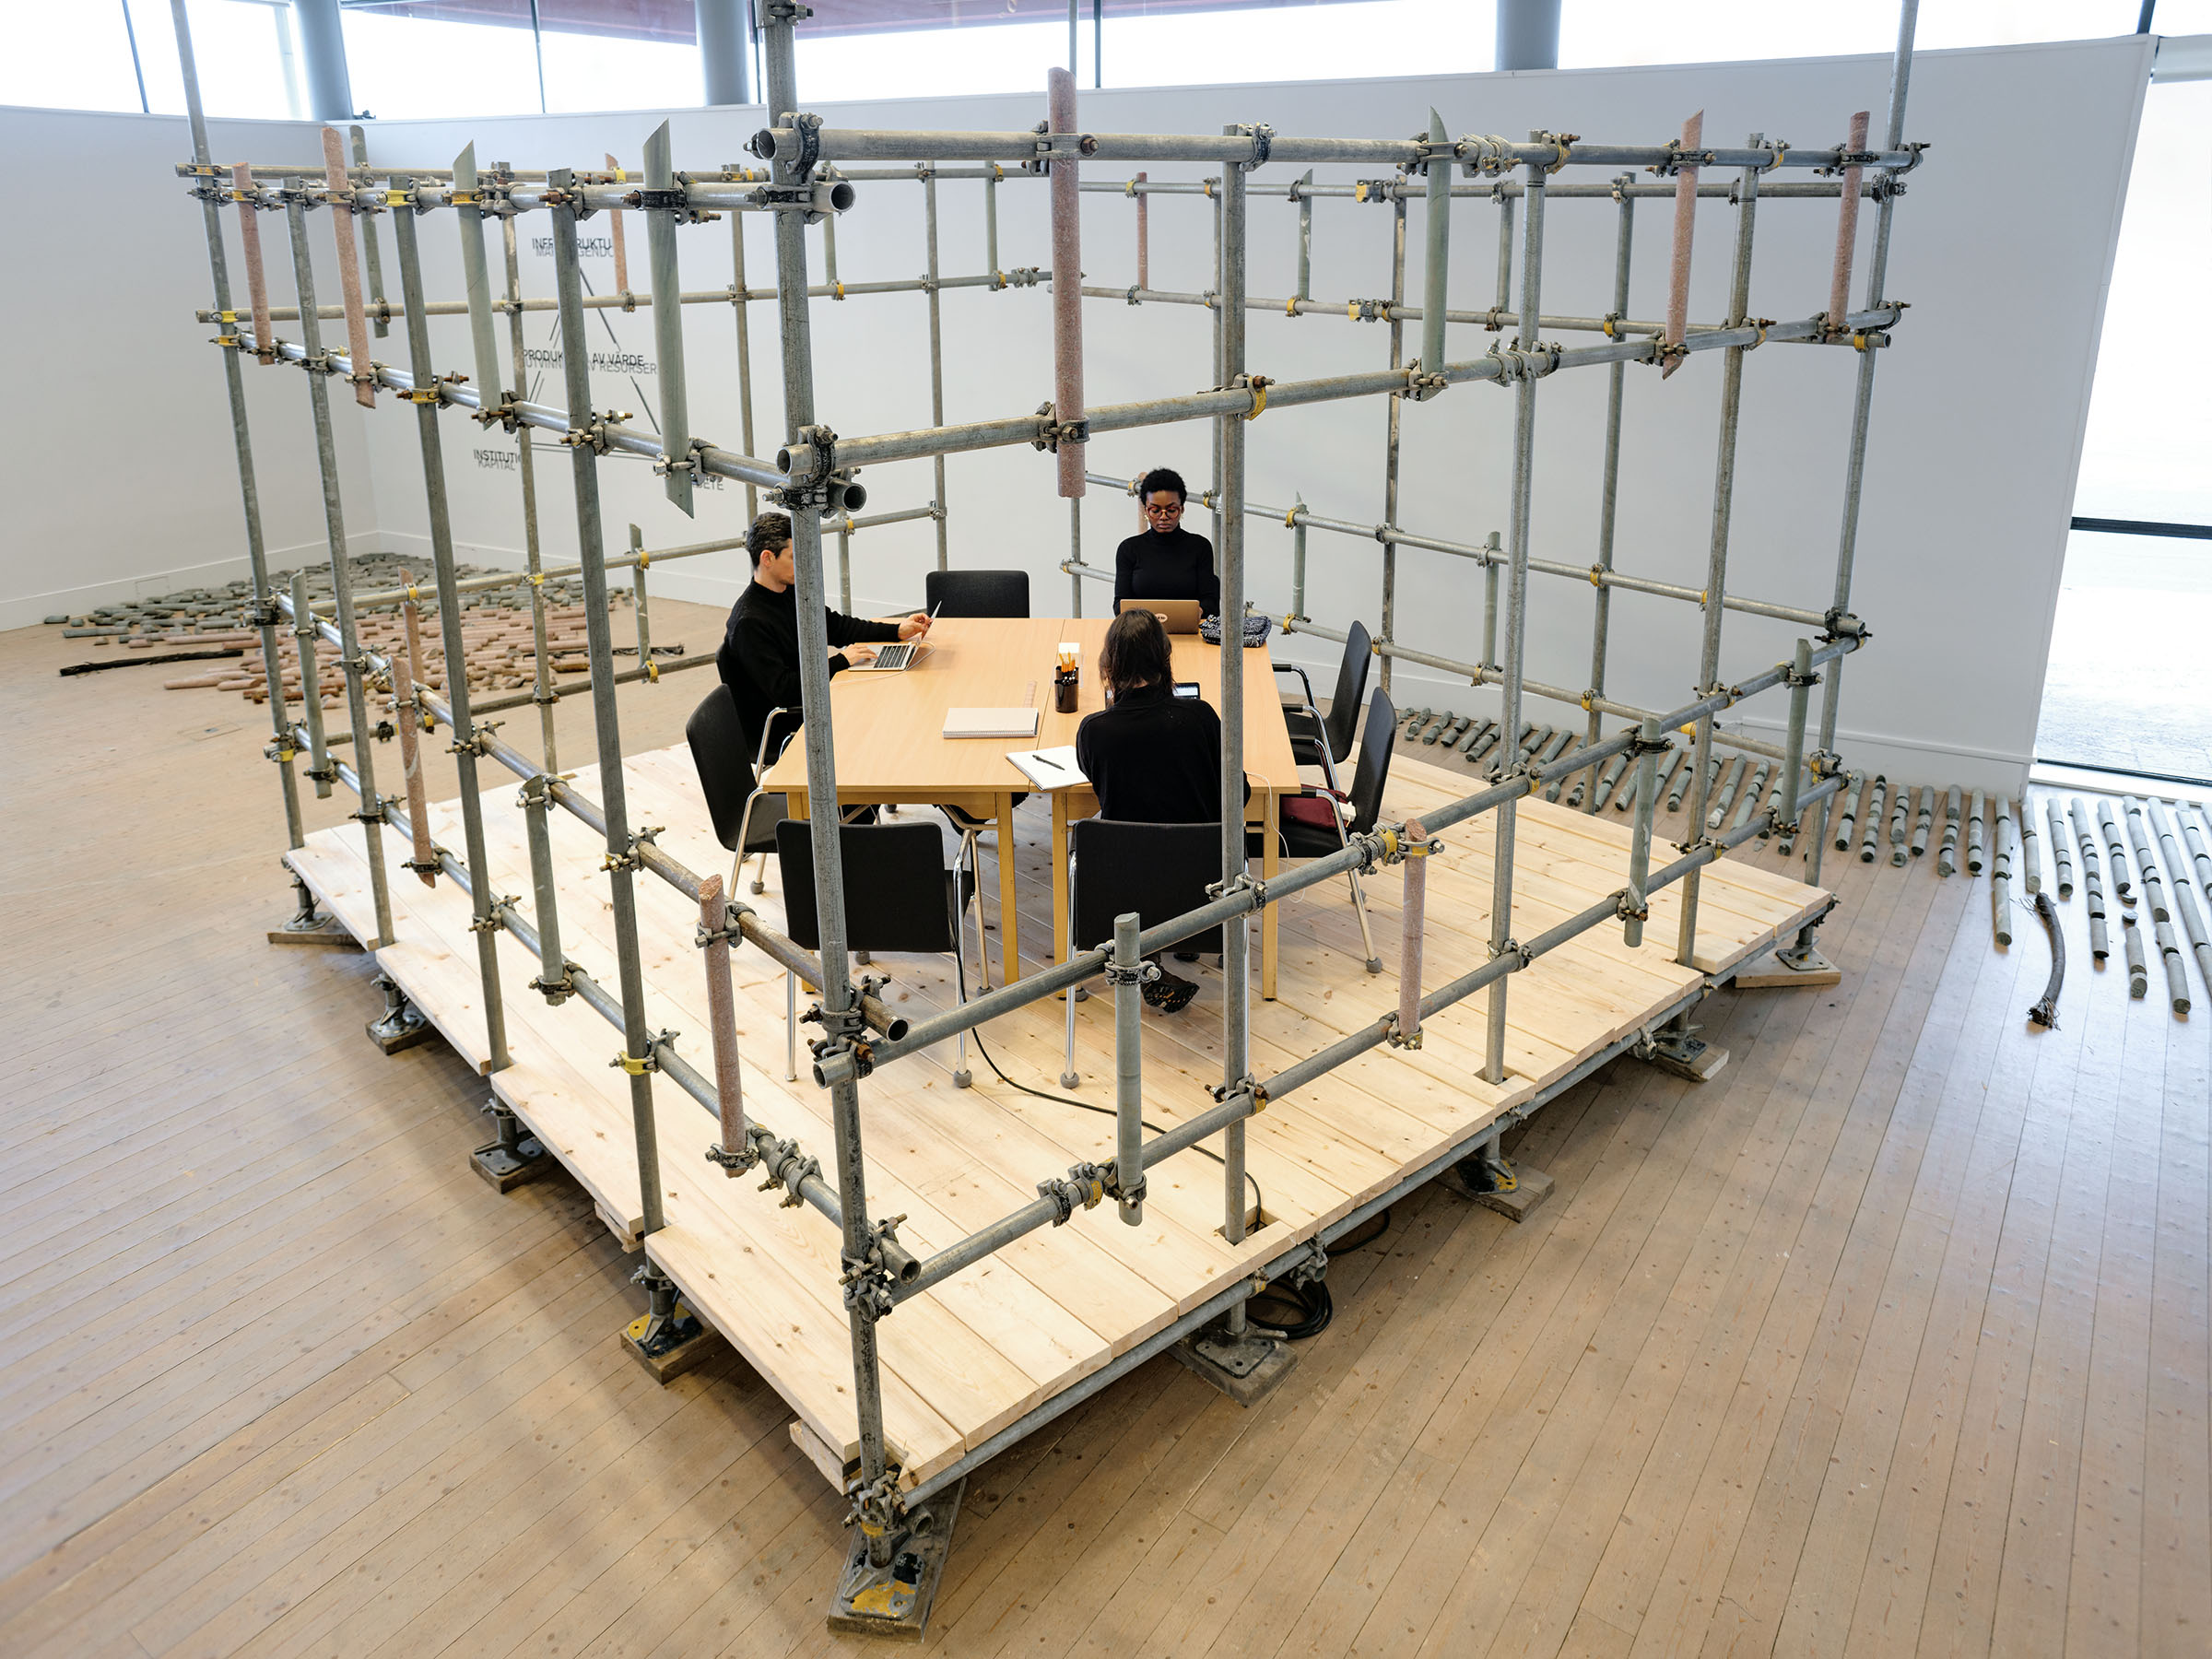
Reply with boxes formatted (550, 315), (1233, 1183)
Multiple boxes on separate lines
(2073, 80), (2212, 526)
(1562, 1), (2148, 67)
(0, 0), (147, 113)
(793, 0), (1496, 100)
(341, 5), (547, 119)
(539, 22), (701, 113)
(2036, 530), (2212, 782)
(5, 2), (305, 119)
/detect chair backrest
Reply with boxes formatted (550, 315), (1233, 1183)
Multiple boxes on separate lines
(1070, 818), (1224, 957)
(686, 684), (756, 853)
(1343, 689), (1397, 836)
(1322, 619), (1373, 762)
(925, 568), (1030, 619)
(776, 820), (958, 955)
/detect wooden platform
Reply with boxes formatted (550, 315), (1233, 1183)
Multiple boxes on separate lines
(284, 745), (1830, 1495)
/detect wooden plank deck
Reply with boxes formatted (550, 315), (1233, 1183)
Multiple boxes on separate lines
(285, 737), (1829, 1493)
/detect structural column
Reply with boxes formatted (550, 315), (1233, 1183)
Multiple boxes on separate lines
(294, 0), (354, 122)
(697, 0), (752, 106)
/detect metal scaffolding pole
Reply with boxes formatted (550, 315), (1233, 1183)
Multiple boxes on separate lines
(1484, 149), (1547, 1087)
(760, 2), (895, 1552)
(1218, 148), (1253, 1257)
(1804, 0), (1919, 908)
(548, 169), (665, 1236)
(1675, 140), (1764, 971)
(170, 1), (306, 864)
(1381, 190), (1407, 695)
(497, 172), (559, 771)
(1585, 179), (1635, 804)
(391, 197), (512, 1075)
(924, 164), (950, 571)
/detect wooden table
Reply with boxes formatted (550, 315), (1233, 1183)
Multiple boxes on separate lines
(762, 616), (1297, 996)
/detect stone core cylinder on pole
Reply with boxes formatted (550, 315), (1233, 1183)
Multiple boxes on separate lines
(1047, 67), (1087, 499)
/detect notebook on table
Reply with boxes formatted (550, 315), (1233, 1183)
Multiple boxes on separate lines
(1006, 746), (1085, 789)
(943, 706), (1041, 739)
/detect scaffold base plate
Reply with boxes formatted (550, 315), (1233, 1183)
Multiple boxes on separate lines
(1471, 1165), (1555, 1221)
(1638, 1032), (1729, 1082)
(266, 913), (359, 948)
(622, 1302), (719, 1384)
(827, 1478), (966, 1642)
(365, 1007), (434, 1055)
(1733, 944), (1842, 989)
(471, 1132), (550, 1194)
(1171, 1324), (1299, 1406)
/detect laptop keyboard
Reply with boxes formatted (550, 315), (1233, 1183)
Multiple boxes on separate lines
(869, 642), (913, 671)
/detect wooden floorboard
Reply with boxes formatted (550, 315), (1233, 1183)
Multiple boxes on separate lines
(4, 612), (2205, 1657)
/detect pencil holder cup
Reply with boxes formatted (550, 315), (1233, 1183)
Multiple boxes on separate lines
(1053, 668), (1079, 713)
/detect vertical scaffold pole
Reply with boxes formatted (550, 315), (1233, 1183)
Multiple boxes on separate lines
(287, 182), (398, 951)
(1112, 910), (1145, 1226)
(289, 568), (331, 800)
(495, 177), (558, 772)
(1218, 149), (1252, 1254)
(1380, 189), (1407, 696)
(1420, 109), (1451, 382)
(762, 8), (893, 1533)
(728, 171), (759, 523)
(391, 196), (511, 1074)
(1585, 177), (1635, 800)
(1802, 0), (1918, 904)
(348, 125), (390, 338)
(1674, 137), (1763, 970)
(170, 0), (305, 858)
(1624, 718), (1661, 948)
(548, 168), (665, 1233)
(924, 163), (950, 571)
(1484, 149), (1546, 1087)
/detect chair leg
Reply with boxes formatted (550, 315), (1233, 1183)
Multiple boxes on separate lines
(749, 850), (768, 896)
(786, 970), (800, 1082)
(1328, 809), (1382, 973)
(950, 938), (972, 1090)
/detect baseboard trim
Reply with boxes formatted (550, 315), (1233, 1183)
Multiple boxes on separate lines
(0, 533), (383, 634)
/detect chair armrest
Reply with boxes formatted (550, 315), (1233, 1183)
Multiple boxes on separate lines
(755, 705), (801, 774)
(1269, 661), (1318, 712)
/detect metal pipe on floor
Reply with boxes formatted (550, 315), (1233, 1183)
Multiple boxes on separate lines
(2019, 791), (2042, 893)
(1911, 784), (1934, 860)
(2147, 799), (2212, 987)
(1937, 785), (1961, 877)
(2047, 796), (2073, 897)
(1966, 789), (1986, 876)
(2124, 910), (2148, 997)
(1991, 797), (2014, 945)
(2098, 799), (2131, 898)
(2124, 797), (2169, 922)
(1886, 779), (1910, 865)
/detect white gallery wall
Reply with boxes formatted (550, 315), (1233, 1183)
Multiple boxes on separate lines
(4, 34), (2149, 794)
(0, 106), (377, 629)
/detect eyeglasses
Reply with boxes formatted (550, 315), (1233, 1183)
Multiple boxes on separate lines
(1144, 502), (1183, 517)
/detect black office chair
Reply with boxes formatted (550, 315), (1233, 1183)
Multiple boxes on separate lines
(687, 684), (796, 899)
(1276, 619), (1372, 793)
(1062, 818), (1225, 1086)
(1261, 689), (1395, 973)
(775, 819), (982, 1086)
(924, 569), (1030, 618)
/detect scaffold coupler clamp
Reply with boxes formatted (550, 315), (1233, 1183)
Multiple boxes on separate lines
(530, 957), (576, 1006)
(1630, 726), (1673, 759)
(808, 997), (875, 1088)
(1288, 1239), (1329, 1288)
(653, 437), (706, 484)
(694, 900), (751, 951)
(774, 424), (836, 498)
(1102, 954), (1159, 990)
(468, 899), (516, 936)
(846, 1466), (906, 1545)
(1819, 608), (1867, 643)
(448, 719), (501, 758)
(1031, 403), (1088, 453)
(1493, 936), (1534, 972)
(752, 1129), (820, 1206)
(1781, 657), (1822, 691)
(1616, 887), (1650, 925)
(562, 410), (626, 453)
(1039, 1162), (1107, 1225)
(841, 1219), (906, 1322)
(1206, 869), (1268, 911)
(1455, 133), (1515, 176)
(1407, 358), (1449, 403)
(704, 1134), (758, 1175)
(1236, 123), (1274, 170)
(1102, 1155), (1146, 1217)
(1210, 1074), (1268, 1116)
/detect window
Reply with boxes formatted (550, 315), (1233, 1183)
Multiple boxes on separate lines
(0, 1), (306, 119)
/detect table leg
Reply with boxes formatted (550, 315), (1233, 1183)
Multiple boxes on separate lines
(997, 792), (1020, 984)
(1262, 793), (1279, 1001)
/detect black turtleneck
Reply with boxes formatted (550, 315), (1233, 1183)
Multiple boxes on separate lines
(1112, 525), (1219, 618)
(716, 581), (900, 755)
(1076, 681), (1248, 824)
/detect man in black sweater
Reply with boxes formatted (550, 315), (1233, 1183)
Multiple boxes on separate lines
(715, 512), (931, 758)
(1112, 466), (1220, 618)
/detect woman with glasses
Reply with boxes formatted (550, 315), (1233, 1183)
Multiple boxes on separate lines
(1112, 466), (1219, 620)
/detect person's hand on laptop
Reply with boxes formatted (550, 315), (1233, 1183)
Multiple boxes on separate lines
(898, 612), (932, 641)
(843, 642), (877, 665)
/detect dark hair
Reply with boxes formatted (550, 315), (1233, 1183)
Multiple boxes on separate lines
(1140, 467), (1187, 505)
(1100, 607), (1173, 699)
(746, 512), (793, 566)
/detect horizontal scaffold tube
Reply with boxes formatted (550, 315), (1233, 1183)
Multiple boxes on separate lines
(1078, 177), (1877, 202)
(1076, 288), (1900, 347)
(235, 326), (786, 489)
(193, 160), (1015, 184)
(819, 312), (1889, 471)
(199, 271), (1014, 325)
(788, 126), (1918, 172)
(893, 766), (1845, 1301)
(858, 632), (1864, 1097)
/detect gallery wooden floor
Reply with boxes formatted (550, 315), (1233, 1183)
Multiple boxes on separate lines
(4, 600), (2206, 1658)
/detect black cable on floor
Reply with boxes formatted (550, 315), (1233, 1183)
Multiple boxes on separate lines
(968, 1030), (1265, 1223)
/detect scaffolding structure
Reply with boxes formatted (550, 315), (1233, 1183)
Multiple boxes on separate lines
(171, 0), (1924, 1634)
